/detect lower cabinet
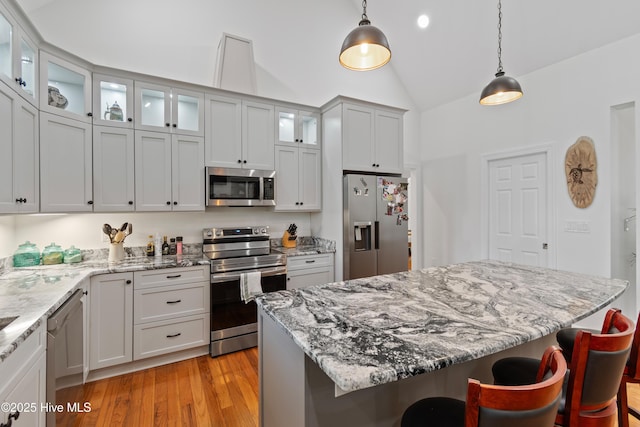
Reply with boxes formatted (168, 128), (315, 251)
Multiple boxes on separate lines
(89, 266), (210, 372)
(89, 272), (133, 370)
(0, 324), (46, 427)
(286, 253), (335, 290)
(133, 266), (210, 360)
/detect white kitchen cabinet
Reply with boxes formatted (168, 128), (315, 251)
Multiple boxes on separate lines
(286, 253), (334, 290)
(0, 81), (38, 213)
(93, 126), (135, 212)
(134, 81), (204, 136)
(342, 102), (404, 174)
(92, 73), (134, 128)
(0, 324), (46, 427)
(89, 272), (133, 370)
(0, 4), (38, 105)
(133, 266), (210, 360)
(275, 145), (321, 211)
(204, 94), (275, 170)
(40, 51), (92, 123)
(40, 112), (93, 212)
(135, 130), (204, 211)
(275, 107), (320, 148)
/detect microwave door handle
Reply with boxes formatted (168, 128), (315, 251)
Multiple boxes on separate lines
(259, 177), (264, 202)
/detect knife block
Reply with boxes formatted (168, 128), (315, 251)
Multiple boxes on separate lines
(282, 231), (297, 248)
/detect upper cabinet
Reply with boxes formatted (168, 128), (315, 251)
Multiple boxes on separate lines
(204, 94), (275, 170)
(134, 81), (204, 136)
(40, 51), (92, 123)
(0, 81), (39, 213)
(275, 107), (320, 148)
(93, 74), (134, 128)
(342, 102), (404, 174)
(0, 4), (38, 104)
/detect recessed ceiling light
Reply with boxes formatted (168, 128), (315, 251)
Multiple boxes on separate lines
(417, 14), (430, 29)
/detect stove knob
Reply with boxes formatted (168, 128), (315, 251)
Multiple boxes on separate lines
(253, 228), (259, 234)
(260, 227), (267, 234)
(206, 230), (213, 237)
(215, 230), (223, 237)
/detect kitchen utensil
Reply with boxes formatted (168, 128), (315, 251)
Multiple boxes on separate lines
(113, 231), (125, 243)
(103, 223), (113, 240)
(120, 222), (128, 232)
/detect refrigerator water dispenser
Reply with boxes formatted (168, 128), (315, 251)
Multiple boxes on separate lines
(353, 221), (372, 251)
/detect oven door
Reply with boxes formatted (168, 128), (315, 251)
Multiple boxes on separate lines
(210, 265), (286, 341)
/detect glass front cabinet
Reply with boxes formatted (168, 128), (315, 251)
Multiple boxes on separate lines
(40, 51), (92, 122)
(134, 81), (204, 136)
(92, 74), (133, 128)
(0, 4), (38, 104)
(275, 107), (320, 147)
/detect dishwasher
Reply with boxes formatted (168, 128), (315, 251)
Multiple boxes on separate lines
(46, 289), (85, 427)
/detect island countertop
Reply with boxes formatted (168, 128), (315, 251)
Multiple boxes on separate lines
(256, 260), (629, 394)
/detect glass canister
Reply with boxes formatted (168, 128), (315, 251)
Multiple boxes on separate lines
(42, 242), (64, 265)
(13, 241), (41, 267)
(63, 246), (83, 264)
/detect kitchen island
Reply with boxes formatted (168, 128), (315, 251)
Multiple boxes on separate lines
(256, 260), (629, 427)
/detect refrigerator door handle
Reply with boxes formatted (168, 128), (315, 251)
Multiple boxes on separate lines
(374, 221), (380, 250)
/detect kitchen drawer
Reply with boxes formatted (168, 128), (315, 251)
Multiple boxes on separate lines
(287, 266), (334, 290)
(287, 253), (333, 270)
(133, 314), (209, 360)
(134, 282), (210, 324)
(134, 265), (208, 289)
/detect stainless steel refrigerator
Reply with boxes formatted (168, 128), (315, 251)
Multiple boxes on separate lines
(343, 174), (409, 279)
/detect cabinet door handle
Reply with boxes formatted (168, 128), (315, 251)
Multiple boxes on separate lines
(166, 299), (182, 304)
(166, 201), (171, 205)
(237, 159), (242, 163)
(305, 260), (316, 264)
(166, 274), (182, 279)
(172, 124), (177, 128)
(128, 201), (134, 205)
(173, 201), (178, 205)
(126, 280), (132, 284)
(243, 160), (247, 164)
(127, 117), (133, 122)
(87, 200), (93, 205)
(165, 123), (170, 127)
(87, 112), (93, 117)
(166, 332), (182, 338)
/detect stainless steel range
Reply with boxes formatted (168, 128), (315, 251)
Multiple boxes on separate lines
(203, 226), (286, 357)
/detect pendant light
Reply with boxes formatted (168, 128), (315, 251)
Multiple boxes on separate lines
(480, 0), (523, 105)
(339, 0), (391, 71)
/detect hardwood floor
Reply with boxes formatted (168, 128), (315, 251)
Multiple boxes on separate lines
(58, 348), (640, 426)
(57, 348), (259, 427)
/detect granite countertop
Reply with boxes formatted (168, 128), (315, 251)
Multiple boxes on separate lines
(0, 254), (210, 363)
(256, 260), (629, 393)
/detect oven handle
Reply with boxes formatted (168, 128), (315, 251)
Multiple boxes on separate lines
(210, 265), (287, 283)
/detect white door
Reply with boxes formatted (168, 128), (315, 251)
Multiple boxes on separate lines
(489, 152), (548, 266)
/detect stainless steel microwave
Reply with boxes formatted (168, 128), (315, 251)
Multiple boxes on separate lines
(206, 167), (276, 206)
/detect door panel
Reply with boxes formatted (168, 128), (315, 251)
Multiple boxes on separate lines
(489, 152), (547, 267)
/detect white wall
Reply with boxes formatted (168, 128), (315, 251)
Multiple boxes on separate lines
(421, 34), (640, 324)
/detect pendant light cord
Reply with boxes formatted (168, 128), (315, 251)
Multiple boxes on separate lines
(496, 0), (504, 74)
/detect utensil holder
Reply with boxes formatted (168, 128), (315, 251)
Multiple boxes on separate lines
(108, 242), (125, 262)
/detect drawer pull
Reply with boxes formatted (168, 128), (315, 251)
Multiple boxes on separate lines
(166, 299), (182, 304)
(166, 332), (182, 338)
(166, 274), (182, 279)
(305, 260), (316, 264)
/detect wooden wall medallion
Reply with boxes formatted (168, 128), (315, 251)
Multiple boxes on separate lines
(565, 136), (597, 208)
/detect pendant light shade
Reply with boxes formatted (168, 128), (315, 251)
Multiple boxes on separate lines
(340, 1), (391, 71)
(479, 71), (523, 105)
(480, 0), (522, 105)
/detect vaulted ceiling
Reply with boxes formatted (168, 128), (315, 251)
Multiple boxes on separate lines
(15, 0), (640, 112)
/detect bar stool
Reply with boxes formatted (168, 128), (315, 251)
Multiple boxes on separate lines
(617, 311), (640, 427)
(491, 308), (634, 427)
(400, 346), (567, 427)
